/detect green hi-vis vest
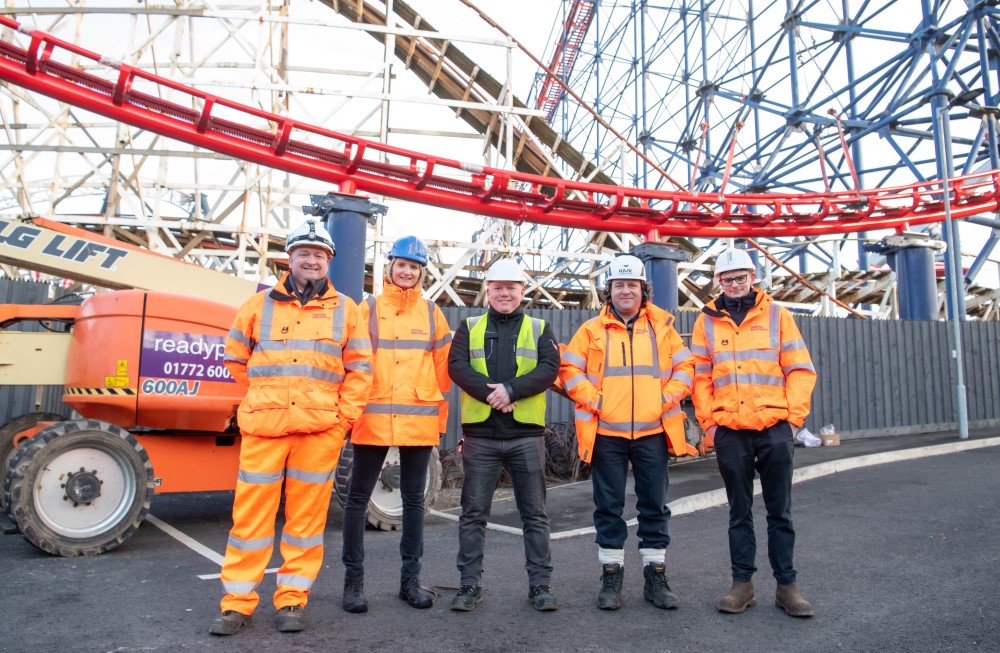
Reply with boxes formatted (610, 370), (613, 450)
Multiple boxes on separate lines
(460, 313), (547, 426)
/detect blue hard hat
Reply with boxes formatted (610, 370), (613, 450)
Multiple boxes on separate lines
(388, 235), (428, 266)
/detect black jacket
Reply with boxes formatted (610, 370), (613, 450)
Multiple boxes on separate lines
(703, 289), (759, 327)
(448, 306), (560, 439)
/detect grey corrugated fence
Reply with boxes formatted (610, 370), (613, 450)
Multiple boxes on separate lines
(3, 279), (997, 444)
(440, 305), (1000, 447)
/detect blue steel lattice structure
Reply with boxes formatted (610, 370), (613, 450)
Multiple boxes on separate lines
(530, 0), (1000, 310)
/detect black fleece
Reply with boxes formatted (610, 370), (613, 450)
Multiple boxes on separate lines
(702, 289), (759, 327)
(277, 274), (330, 306)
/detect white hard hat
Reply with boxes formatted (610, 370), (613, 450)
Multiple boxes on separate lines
(485, 259), (524, 283)
(606, 255), (647, 282)
(286, 220), (335, 256)
(715, 247), (754, 275)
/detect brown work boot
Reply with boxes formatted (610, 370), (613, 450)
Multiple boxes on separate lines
(717, 580), (756, 613)
(775, 583), (814, 617)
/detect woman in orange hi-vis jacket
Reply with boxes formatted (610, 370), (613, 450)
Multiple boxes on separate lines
(690, 247), (817, 619)
(340, 236), (452, 614)
(209, 220), (373, 637)
(559, 255), (696, 612)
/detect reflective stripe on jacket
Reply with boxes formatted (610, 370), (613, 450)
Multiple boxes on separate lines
(224, 271), (373, 437)
(350, 281), (452, 446)
(690, 290), (817, 439)
(460, 313), (546, 426)
(559, 302), (696, 463)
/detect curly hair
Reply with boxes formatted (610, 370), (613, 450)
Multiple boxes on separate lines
(602, 279), (653, 307)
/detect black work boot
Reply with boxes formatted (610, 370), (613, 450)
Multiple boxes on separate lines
(643, 563), (679, 609)
(528, 584), (558, 611)
(399, 577), (434, 609)
(450, 585), (484, 611)
(597, 563), (624, 610)
(208, 610), (250, 636)
(342, 579), (368, 614)
(275, 605), (305, 633)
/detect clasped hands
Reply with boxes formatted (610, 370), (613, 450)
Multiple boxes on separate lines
(486, 382), (517, 413)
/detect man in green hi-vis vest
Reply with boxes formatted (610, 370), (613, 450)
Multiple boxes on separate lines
(447, 258), (561, 613)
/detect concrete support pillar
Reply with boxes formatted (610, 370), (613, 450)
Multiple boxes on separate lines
(304, 191), (387, 303)
(632, 242), (690, 312)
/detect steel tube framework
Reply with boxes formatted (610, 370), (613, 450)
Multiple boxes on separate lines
(535, 0), (1000, 312)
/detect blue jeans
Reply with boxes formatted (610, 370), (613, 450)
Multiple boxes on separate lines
(591, 432), (671, 550)
(342, 444), (432, 580)
(457, 436), (552, 586)
(714, 421), (797, 584)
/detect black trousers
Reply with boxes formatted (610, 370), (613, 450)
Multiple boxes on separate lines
(714, 421), (797, 584)
(342, 444), (432, 580)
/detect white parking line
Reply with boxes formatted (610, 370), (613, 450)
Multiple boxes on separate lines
(144, 514), (279, 579)
(145, 515), (224, 566)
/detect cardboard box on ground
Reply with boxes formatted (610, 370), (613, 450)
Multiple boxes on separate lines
(818, 424), (840, 446)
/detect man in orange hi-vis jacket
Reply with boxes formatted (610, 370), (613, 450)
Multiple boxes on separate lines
(691, 247), (817, 618)
(208, 220), (373, 636)
(559, 254), (697, 612)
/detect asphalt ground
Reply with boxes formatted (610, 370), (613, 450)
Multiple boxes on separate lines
(1, 429), (998, 653)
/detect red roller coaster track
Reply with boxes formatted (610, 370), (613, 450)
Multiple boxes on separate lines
(1, 17), (998, 238)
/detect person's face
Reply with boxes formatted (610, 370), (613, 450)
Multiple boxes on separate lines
(288, 245), (331, 287)
(610, 279), (643, 319)
(717, 269), (755, 299)
(486, 281), (525, 314)
(390, 258), (422, 289)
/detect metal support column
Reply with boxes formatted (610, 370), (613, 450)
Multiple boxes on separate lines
(933, 95), (970, 439)
(304, 191), (387, 303)
(633, 241), (689, 312)
(872, 234), (944, 321)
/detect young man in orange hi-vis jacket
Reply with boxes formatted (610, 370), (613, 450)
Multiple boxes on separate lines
(559, 254), (697, 612)
(341, 236), (451, 614)
(209, 220), (373, 636)
(691, 247), (817, 618)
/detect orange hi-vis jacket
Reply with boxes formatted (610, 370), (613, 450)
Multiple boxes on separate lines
(224, 272), (373, 438)
(351, 281), (453, 446)
(559, 302), (697, 463)
(690, 290), (817, 441)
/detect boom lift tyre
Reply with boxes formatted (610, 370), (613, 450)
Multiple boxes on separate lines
(4, 419), (154, 556)
(0, 412), (66, 510)
(334, 444), (442, 531)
